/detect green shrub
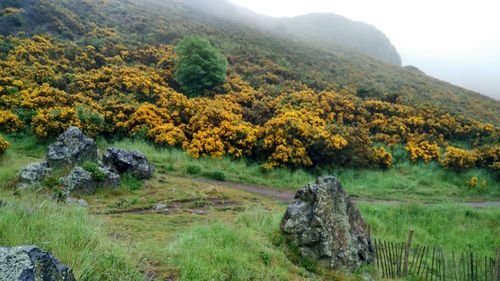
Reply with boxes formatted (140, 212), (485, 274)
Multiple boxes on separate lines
(175, 36), (227, 97)
(76, 106), (105, 137)
(121, 173), (142, 191)
(203, 170), (226, 181)
(82, 161), (106, 182)
(185, 164), (202, 175)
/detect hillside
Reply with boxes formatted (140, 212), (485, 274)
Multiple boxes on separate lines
(266, 13), (402, 66)
(182, 0), (402, 65)
(0, 1), (499, 279)
(0, 0), (499, 124)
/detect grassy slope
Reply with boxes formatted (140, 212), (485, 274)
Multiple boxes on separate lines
(0, 137), (499, 280)
(1, 0), (499, 124)
(0, 193), (144, 280)
(106, 139), (500, 202)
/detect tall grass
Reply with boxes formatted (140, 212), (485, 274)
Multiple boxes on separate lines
(103, 139), (499, 200)
(334, 161), (499, 201)
(167, 209), (308, 281)
(360, 203), (500, 256)
(0, 134), (46, 188)
(0, 194), (144, 281)
(102, 139), (314, 189)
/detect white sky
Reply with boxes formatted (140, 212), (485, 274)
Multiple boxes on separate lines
(230, 0), (500, 99)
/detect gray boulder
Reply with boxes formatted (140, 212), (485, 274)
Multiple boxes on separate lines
(0, 246), (76, 281)
(60, 167), (97, 195)
(47, 126), (97, 169)
(103, 148), (154, 179)
(281, 176), (374, 270)
(60, 166), (120, 195)
(17, 161), (52, 189)
(101, 167), (121, 187)
(65, 197), (89, 208)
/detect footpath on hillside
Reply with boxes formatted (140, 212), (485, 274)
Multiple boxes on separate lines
(182, 176), (500, 208)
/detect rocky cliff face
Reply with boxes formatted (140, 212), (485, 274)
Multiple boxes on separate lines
(281, 176), (374, 270)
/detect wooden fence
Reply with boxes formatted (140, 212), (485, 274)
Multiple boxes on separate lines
(373, 231), (500, 281)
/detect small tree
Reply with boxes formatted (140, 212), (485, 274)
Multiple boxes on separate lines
(175, 36), (227, 97)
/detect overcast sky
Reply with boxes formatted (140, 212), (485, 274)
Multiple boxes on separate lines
(230, 0), (500, 99)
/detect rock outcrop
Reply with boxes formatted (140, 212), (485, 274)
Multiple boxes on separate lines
(65, 197), (89, 208)
(59, 167), (98, 195)
(16, 126), (153, 196)
(46, 126), (98, 169)
(60, 166), (120, 195)
(103, 148), (154, 179)
(0, 246), (76, 281)
(17, 161), (52, 189)
(281, 176), (374, 270)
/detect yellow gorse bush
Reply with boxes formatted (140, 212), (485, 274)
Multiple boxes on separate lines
(406, 139), (440, 163)
(32, 107), (79, 138)
(372, 147), (393, 169)
(148, 123), (187, 147)
(0, 134), (9, 153)
(262, 110), (347, 168)
(0, 110), (24, 132)
(468, 176), (478, 188)
(441, 146), (478, 170)
(0, 34), (498, 171)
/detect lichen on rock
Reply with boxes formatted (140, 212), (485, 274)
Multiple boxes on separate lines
(0, 245), (76, 281)
(16, 126), (152, 196)
(281, 176), (374, 270)
(103, 148), (154, 179)
(46, 126), (98, 169)
(17, 161), (52, 189)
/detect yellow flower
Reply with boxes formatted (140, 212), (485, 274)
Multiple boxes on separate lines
(0, 134), (10, 153)
(468, 176), (478, 188)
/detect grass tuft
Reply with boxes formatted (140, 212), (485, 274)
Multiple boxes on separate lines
(185, 164), (202, 175)
(203, 170), (226, 181)
(82, 161), (106, 182)
(121, 173), (142, 191)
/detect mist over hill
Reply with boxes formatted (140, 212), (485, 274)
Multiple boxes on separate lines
(183, 0), (401, 65)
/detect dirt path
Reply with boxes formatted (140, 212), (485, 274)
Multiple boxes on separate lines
(183, 176), (500, 208)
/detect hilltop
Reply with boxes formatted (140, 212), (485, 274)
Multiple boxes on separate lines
(182, 0), (402, 65)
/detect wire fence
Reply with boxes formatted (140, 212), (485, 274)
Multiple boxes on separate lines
(373, 231), (500, 281)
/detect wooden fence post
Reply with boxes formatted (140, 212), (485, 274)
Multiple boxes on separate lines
(404, 230), (414, 276)
(496, 247), (500, 281)
(470, 248), (474, 281)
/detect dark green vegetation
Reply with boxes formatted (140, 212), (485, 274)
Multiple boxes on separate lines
(0, 0), (499, 123)
(175, 35), (227, 97)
